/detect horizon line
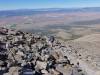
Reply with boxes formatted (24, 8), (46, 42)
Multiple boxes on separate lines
(0, 6), (100, 11)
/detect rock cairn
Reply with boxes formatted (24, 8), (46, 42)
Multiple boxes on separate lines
(0, 27), (86, 75)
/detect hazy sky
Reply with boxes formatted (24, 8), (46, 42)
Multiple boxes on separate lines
(0, 0), (100, 10)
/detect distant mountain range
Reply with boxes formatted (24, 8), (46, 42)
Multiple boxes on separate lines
(1, 7), (100, 18)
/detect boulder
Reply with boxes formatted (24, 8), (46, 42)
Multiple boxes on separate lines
(36, 61), (47, 70)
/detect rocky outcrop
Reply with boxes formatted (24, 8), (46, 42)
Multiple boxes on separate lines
(0, 27), (86, 75)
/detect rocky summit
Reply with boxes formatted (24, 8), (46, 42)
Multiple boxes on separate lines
(0, 27), (86, 75)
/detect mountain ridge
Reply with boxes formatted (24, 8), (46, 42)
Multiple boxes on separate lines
(1, 7), (100, 18)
